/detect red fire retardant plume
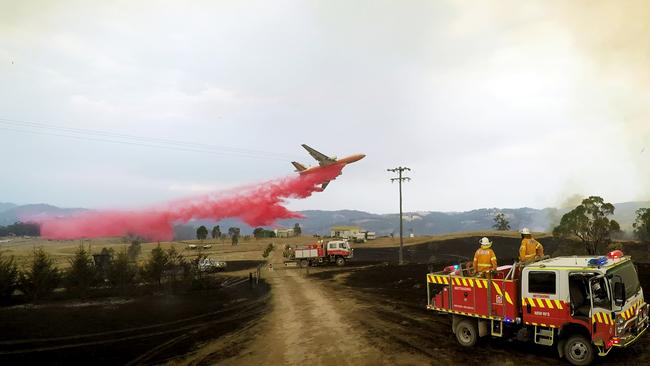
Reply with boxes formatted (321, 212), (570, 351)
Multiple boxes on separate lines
(36, 164), (344, 241)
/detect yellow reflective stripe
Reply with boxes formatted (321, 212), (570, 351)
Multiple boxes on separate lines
(427, 275), (434, 283)
(528, 298), (536, 307)
(468, 279), (474, 287)
(536, 298), (545, 308)
(493, 283), (503, 296)
(504, 292), (513, 305)
(461, 278), (468, 286)
(596, 313), (603, 323)
(476, 280), (483, 288)
(442, 277), (449, 284)
(545, 299), (554, 309)
(454, 278), (461, 285)
(554, 300), (563, 310)
(482, 280), (488, 288)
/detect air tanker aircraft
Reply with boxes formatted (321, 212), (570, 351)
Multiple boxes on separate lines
(292, 144), (365, 190)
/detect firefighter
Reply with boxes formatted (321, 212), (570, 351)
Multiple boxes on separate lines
(518, 227), (543, 262)
(473, 237), (498, 275)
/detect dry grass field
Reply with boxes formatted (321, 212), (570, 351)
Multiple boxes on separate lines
(0, 230), (550, 270)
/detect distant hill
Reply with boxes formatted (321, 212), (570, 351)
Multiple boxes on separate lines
(0, 202), (17, 213)
(1, 201), (648, 239)
(0, 204), (86, 226)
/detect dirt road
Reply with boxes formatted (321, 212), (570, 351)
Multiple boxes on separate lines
(180, 254), (431, 366)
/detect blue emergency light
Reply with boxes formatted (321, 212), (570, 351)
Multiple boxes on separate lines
(588, 256), (608, 267)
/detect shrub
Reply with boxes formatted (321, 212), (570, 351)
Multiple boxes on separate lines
(262, 243), (275, 258)
(107, 250), (137, 289)
(65, 245), (97, 296)
(0, 251), (18, 303)
(127, 240), (142, 262)
(20, 248), (60, 301)
(143, 244), (169, 285)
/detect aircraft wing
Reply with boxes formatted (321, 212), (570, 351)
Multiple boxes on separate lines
(302, 144), (335, 166)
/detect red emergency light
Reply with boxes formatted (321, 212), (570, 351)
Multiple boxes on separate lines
(607, 250), (624, 259)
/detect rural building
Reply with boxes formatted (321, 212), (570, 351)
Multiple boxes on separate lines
(274, 228), (295, 238)
(330, 226), (361, 239)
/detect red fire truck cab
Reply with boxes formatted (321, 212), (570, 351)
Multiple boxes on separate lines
(426, 250), (648, 365)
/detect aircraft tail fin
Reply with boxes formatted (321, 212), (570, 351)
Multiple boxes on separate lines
(292, 161), (307, 172)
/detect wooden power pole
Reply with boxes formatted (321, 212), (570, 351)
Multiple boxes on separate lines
(387, 166), (411, 265)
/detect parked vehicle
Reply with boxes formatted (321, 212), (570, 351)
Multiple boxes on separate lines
(284, 240), (353, 267)
(198, 257), (227, 272)
(426, 250), (648, 365)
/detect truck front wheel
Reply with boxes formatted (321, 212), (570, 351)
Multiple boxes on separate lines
(336, 257), (346, 266)
(455, 319), (478, 347)
(564, 335), (594, 366)
(300, 260), (309, 268)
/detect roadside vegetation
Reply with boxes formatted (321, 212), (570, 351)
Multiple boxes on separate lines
(0, 240), (224, 306)
(262, 243), (274, 258)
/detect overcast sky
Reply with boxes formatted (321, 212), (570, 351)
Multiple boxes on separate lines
(1, 0), (649, 213)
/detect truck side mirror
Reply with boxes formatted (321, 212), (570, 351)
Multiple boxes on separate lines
(614, 281), (625, 306)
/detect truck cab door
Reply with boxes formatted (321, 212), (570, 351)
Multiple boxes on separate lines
(522, 269), (564, 327)
(589, 275), (614, 341)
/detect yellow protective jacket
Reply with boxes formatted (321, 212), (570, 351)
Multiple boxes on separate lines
(473, 248), (497, 273)
(519, 238), (543, 262)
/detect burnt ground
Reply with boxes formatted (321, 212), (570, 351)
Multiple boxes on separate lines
(0, 277), (270, 365)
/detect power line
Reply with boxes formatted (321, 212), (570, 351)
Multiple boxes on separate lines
(0, 117), (300, 161)
(387, 166), (411, 265)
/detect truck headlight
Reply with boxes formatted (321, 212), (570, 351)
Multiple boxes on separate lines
(616, 316), (626, 335)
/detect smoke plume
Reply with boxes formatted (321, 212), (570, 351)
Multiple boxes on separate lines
(36, 164), (344, 241)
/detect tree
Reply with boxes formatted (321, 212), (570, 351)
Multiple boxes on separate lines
(0, 251), (18, 302)
(553, 196), (621, 255)
(196, 226), (208, 241)
(107, 250), (137, 288)
(126, 240), (142, 262)
(65, 244), (96, 295)
(294, 223), (302, 236)
(143, 244), (169, 285)
(211, 225), (221, 240)
(0, 222), (40, 237)
(19, 248), (60, 301)
(633, 208), (650, 242)
(166, 246), (187, 285)
(492, 212), (510, 231)
(228, 227), (241, 246)
(253, 227), (264, 239)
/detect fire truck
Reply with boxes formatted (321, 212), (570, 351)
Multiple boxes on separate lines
(426, 250), (648, 365)
(284, 240), (353, 267)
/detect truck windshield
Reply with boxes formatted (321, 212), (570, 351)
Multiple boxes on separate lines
(608, 261), (641, 300)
